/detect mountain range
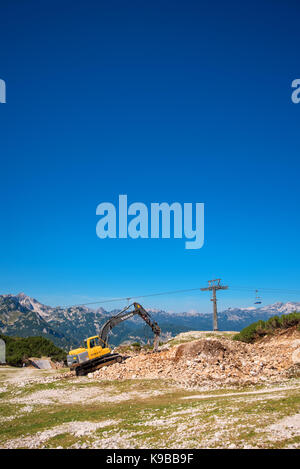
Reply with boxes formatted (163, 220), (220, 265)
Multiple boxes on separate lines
(0, 293), (299, 350)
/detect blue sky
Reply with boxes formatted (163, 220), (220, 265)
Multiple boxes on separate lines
(0, 1), (300, 312)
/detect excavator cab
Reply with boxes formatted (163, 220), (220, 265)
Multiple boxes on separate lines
(85, 336), (110, 360)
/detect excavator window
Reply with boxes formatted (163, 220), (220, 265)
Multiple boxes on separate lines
(89, 337), (100, 348)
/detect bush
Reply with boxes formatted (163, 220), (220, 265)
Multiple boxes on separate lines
(265, 315), (280, 330)
(234, 311), (300, 343)
(233, 322), (261, 343)
(280, 312), (300, 329)
(0, 334), (67, 367)
(131, 342), (141, 348)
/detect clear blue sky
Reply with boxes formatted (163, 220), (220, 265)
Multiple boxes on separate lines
(0, 1), (299, 312)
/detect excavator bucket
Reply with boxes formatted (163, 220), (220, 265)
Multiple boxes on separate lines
(153, 334), (160, 352)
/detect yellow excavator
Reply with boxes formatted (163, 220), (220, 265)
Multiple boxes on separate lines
(67, 302), (161, 376)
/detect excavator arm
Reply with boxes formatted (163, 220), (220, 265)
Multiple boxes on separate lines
(99, 302), (161, 351)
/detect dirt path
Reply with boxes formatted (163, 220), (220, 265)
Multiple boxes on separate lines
(4, 367), (42, 383)
(182, 384), (300, 400)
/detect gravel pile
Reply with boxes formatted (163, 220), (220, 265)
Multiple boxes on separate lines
(88, 330), (300, 388)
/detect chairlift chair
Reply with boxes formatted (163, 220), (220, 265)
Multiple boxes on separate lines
(254, 290), (262, 304)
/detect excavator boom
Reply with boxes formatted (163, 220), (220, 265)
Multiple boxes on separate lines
(99, 302), (161, 351)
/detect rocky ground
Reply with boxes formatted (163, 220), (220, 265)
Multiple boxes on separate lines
(0, 329), (300, 449)
(88, 328), (300, 388)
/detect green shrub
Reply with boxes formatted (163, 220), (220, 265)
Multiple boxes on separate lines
(280, 312), (300, 329)
(131, 342), (141, 348)
(234, 311), (300, 343)
(265, 315), (280, 330)
(233, 322), (262, 343)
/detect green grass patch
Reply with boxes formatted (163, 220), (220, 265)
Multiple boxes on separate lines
(43, 432), (79, 449)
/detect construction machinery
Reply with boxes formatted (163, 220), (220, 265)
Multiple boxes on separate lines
(67, 302), (161, 376)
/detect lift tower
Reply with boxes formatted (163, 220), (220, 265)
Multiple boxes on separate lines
(201, 279), (228, 331)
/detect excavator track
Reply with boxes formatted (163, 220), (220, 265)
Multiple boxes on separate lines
(74, 353), (123, 376)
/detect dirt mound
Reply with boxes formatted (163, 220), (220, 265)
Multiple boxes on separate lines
(87, 330), (300, 389)
(175, 339), (226, 363)
(257, 326), (300, 344)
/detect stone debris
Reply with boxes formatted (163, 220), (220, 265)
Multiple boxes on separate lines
(88, 329), (300, 388)
(292, 348), (300, 364)
(8, 385), (166, 406)
(266, 413), (300, 439)
(3, 420), (119, 449)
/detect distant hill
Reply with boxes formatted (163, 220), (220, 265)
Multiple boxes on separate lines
(0, 293), (299, 349)
(0, 295), (71, 348)
(0, 334), (66, 366)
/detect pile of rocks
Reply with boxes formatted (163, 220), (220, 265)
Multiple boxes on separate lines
(88, 329), (300, 388)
